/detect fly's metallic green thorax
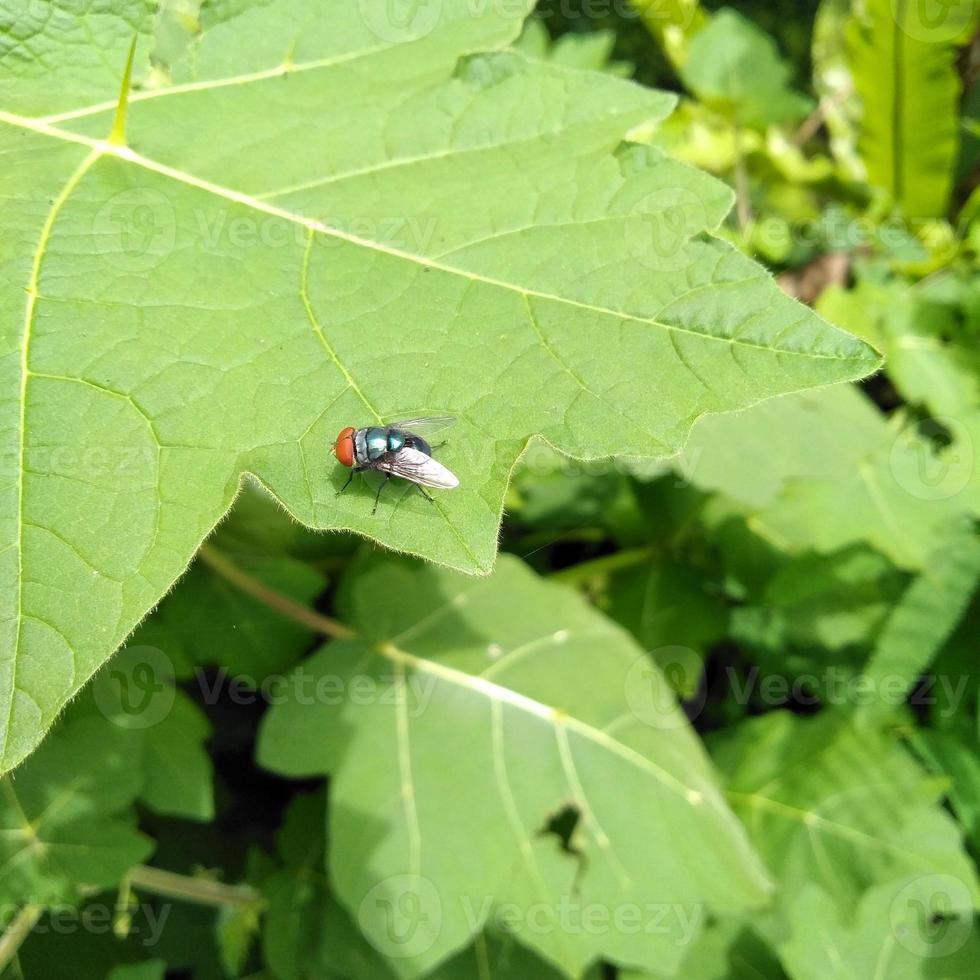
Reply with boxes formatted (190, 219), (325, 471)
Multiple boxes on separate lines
(356, 426), (407, 464)
(364, 427), (388, 461)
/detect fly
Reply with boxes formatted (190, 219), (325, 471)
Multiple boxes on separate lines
(332, 415), (460, 514)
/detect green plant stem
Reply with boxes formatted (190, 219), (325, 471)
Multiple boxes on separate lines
(0, 904), (43, 971)
(126, 865), (260, 909)
(198, 543), (354, 639)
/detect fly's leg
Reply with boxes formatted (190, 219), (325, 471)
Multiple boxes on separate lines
(336, 471), (356, 496)
(336, 466), (368, 497)
(415, 485), (435, 504)
(372, 474), (391, 515)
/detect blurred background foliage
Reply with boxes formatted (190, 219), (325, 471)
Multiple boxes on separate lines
(2, 1), (979, 978)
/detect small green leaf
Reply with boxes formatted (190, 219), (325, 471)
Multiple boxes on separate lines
(132, 550), (325, 681)
(817, 275), (980, 418)
(844, 0), (979, 217)
(514, 22), (632, 77)
(138, 691), (214, 821)
(603, 554), (727, 689)
(731, 544), (905, 658)
(680, 9), (813, 126)
(631, 0), (708, 68)
(0, 713), (153, 905)
(811, 0), (864, 180)
(80, 644), (215, 821)
(216, 898), (262, 977)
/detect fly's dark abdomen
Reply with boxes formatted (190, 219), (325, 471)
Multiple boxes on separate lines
(404, 434), (432, 456)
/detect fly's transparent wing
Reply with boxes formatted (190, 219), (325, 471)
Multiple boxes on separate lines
(384, 415), (457, 437)
(378, 447), (460, 489)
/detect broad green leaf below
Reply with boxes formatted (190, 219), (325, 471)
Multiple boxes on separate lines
(0, 0), (879, 773)
(261, 790), (578, 980)
(859, 524), (980, 715)
(779, 878), (980, 979)
(713, 710), (980, 917)
(259, 554), (772, 977)
(730, 544), (904, 660)
(675, 384), (973, 570)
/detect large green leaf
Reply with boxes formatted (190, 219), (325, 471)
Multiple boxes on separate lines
(816, 275), (980, 521)
(859, 523), (980, 713)
(713, 711), (980, 917)
(676, 384), (971, 570)
(259, 554), (771, 977)
(779, 879), (980, 979)
(0, 0), (879, 774)
(730, 544), (905, 660)
(844, 0), (979, 216)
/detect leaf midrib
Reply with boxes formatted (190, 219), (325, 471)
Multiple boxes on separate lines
(726, 787), (958, 871)
(376, 638), (712, 807)
(0, 109), (873, 365)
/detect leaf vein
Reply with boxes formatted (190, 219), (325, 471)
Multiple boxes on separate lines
(5, 148), (100, 762)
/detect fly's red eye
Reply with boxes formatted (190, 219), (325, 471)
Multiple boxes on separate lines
(334, 427), (355, 467)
